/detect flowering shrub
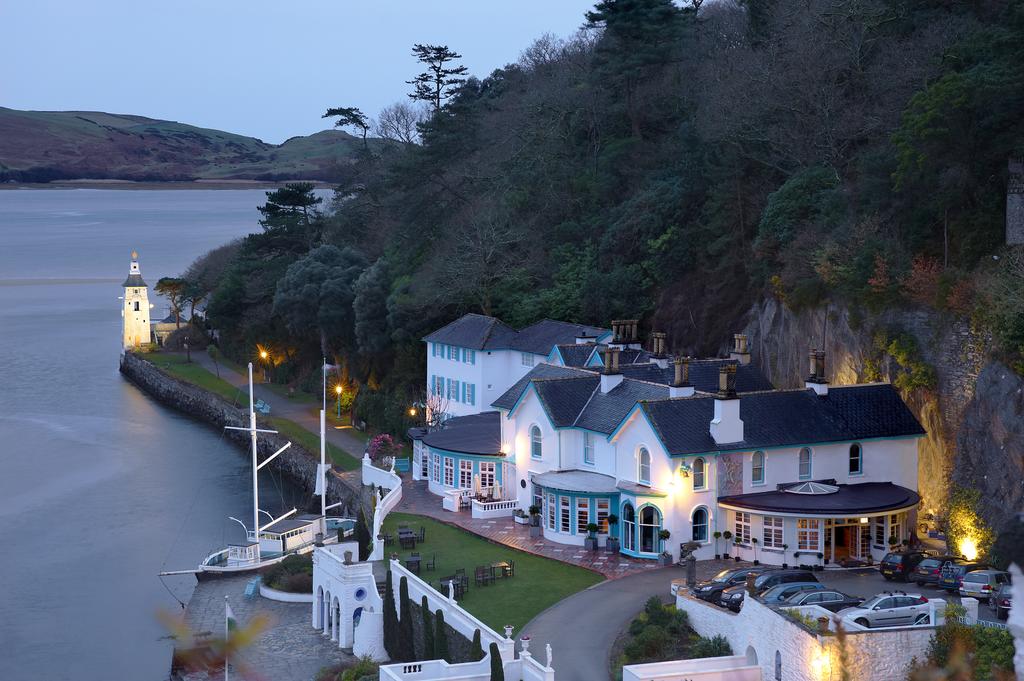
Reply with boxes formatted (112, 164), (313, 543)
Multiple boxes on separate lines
(368, 434), (402, 462)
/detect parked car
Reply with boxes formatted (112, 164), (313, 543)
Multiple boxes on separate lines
(690, 567), (769, 604)
(783, 589), (864, 613)
(879, 551), (931, 581)
(912, 555), (962, 586)
(957, 569), (1010, 604)
(760, 582), (827, 604)
(719, 570), (818, 612)
(991, 582), (1013, 621)
(838, 592), (931, 628)
(938, 561), (989, 592)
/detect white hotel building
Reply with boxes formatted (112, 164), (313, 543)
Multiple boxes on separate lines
(410, 315), (925, 565)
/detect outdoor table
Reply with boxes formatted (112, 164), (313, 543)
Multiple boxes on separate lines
(491, 561), (511, 578)
(405, 555), (421, 574)
(440, 576), (464, 598)
(398, 528), (417, 548)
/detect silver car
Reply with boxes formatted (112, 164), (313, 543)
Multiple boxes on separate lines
(959, 569), (1010, 604)
(837, 592), (930, 628)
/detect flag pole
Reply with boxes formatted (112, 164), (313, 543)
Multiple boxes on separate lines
(224, 595), (230, 681)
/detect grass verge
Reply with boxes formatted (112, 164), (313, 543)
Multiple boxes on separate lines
(138, 352), (248, 406)
(268, 417), (359, 471)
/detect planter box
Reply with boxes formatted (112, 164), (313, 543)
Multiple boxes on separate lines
(607, 538), (620, 553)
(513, 514), (530, 525)
(584, 537), (598, 551)
(529, 525), (543, 538)
(658, 553), (674, 566)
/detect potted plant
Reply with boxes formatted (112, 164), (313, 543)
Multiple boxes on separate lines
(528, 505), (543, 537)
(585, 523), (600, 551)
(781, 544), (789, 569)
(887, 536), (900, 551)
(712, 531), (722, 559)
(606, 515), (620, 553)
(513, 509), (530, 525)
(722, 530), (732, 552)
(751, 537), (759, 565)
(816, 552), (825, 571)
(658, 530), (673, 565)
(734, 540), (742, 562)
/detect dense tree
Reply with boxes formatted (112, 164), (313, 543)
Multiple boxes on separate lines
(154, 277), (186, 327)
(398, 577), (415, 662)
(353, 259), (392, 355)
(488, 642), (504, 681)
(407, 44), (469, 112)
(256, 182), (325, 253)
(355, 508), (372, 562)
(470, 629), (484, 661)
(420, 596), (434, 660)
(383, 569), (397, 658)
(433, 610), (450, 663)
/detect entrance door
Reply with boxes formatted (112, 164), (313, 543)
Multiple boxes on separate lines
(834, 526), (851, 562)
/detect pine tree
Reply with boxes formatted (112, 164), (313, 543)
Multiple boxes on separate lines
(398, 577), (416, 661)
(488, 642), (505, 681)
(471, 629), (484, 661)
(434, 610), (450, 663)
(383, 569), (397, 658)
(406, 44), (468, 112)
(420, 596), (435, 660)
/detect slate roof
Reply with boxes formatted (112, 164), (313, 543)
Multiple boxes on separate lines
(618, 360), (774, 393)
(492, 364), (593, 411)
(574, 379), (668, 434)
(718, 482), (920, 515)
(554, 344), (597, 368)
(639, 383), (925, 456)
(533, 376), (601, 427)
(423, 314), (608, 355)
(532, 469), (619, 494)
(123, 273), (146, 287)
(421, 411), (502, 455)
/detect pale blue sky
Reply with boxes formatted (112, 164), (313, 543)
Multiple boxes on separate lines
(0, 1), (595, 143)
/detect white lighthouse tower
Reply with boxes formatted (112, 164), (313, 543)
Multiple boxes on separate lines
(121, 250), (152, 349)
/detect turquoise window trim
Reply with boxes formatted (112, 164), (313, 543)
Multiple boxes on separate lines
(848, 442), (863, 476)
(798, 447), (813, 480)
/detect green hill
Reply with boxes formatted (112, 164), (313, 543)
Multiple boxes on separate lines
(0, 107), (365, 182)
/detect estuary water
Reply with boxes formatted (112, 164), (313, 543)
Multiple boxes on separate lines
(0, 189), (309, 680)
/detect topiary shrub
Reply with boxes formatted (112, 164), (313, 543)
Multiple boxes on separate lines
(689, 634), (732, 659)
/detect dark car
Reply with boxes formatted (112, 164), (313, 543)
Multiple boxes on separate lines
(879, 551), (930, 581)
(783, 589), (864, 613)
(719, 570), (818, 612)
(912, 555), (962, 586)
(992, 582), (1012, 621)
(690, 567), (768, 604)
(938, 561), (989, 592)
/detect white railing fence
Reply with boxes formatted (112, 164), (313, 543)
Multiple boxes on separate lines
(442, 487), (472, 513)
(367, 455), (403, 562)
(471, 498), (519, 519)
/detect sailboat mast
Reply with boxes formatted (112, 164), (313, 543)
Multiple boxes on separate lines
(248, 362), (260, 561)
(320, 409), (326, 517)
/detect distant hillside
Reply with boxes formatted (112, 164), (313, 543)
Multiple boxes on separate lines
(0, 108), (366, 183)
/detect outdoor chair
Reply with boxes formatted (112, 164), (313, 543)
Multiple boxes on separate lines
(506, 559), (515, 577)
(460, 496), (471, 511)
(418, 526), (426, 542)
(475, 566), (494, 587)
(400, 535), (415, 550)
(382, 532), (393, 546)
(425, 554), (436, 571)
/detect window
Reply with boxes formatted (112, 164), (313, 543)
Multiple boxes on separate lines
(479, 461), (495, 490)
(576, 498), (590, 533)
(448, 379), (460, 401)
(532, 485), (543, 514)
(133, 301), (140, 311)
(459, 460), (472, 488)
(432, 452), (440, 483)
(443, 457), (454, 487)
(583, 431), (595, 465)
(546, 493), (556, 530)
(798, 447), (812, 479)
(433, 375), (444, 396)
(849, 443), (863, 475)
(692, 507), (709, 542)
(874, 518), (885, 547)
(463, 349), (476, 364)
(638, 447), (651, 485)
(763, 516), (784, 548)
(464, 383), (476, 405)
(530, 426), (543, 459)
(735, 511), (751, 544)
(432, 343), (439, 357)
(639, 506), (661, 553)
(622, 503), (636, 551)
(560, 496), (571, 533)
(596, 499), (610, 533)
(521, 352), (535, 367)
(889, 513), (902, 542)
(797, 518), (820, 551)
(448, 345), (458, 360)
(693, 457), (706, 490)
(752, 451), (765, 485)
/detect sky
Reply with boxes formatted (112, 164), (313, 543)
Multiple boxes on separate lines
(0, 1), (596, 144)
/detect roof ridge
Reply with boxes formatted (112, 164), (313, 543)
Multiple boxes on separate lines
(572, 383), (602, 428)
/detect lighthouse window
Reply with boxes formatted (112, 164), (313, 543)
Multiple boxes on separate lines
(134, 301), (140, 311)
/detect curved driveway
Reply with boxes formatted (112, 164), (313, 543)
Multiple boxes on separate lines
(519, 567), (680, 681)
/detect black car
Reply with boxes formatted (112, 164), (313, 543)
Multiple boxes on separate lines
(992, 583), (1012, 621)
(691, 567), (768, 604)
(719, 570), (818, 612)
(782, 589), (864, 613)
(879, 551), (930, 581)
(912, 555), (962, 586)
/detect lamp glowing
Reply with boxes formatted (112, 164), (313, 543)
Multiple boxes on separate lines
(859, 517), (869, 524)
(335, 385), (343, 395)
(260, 350), (268, 360)
(409, 407), (417, 417)
(959, 536), (979, 561)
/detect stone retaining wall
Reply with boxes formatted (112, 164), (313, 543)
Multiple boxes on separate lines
(119, 351), (358, 510)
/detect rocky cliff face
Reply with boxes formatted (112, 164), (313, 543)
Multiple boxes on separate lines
(119, 352), (360, 512)
(741, 298), (1019, 531)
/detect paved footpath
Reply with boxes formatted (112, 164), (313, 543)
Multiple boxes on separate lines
(519, 561), (734, 681)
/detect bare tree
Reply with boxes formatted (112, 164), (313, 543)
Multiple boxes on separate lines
(424, 390), (451, 430)
(375, 101), (426, 146)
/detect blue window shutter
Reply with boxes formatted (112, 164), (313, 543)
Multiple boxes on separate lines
(469, 384), (476, 405)
(430, 374), (436, 394)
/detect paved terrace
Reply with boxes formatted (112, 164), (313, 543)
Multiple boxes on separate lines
(399, 480), (676, 579)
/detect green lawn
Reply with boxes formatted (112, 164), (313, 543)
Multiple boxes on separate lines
(268, 417), (360, 471)
(383, 512), (603, 633)
(139, 352), (248, 406)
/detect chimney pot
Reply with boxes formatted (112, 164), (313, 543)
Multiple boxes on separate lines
(718, 363), (737, 398)
(805, 349), (829, 395)
(730, 333), (751, 365)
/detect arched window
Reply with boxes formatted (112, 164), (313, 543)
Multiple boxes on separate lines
(622, 503), (636, 552)
(849, 442), (863, 475)
(752, 451), (765, 484)
(774, 650), (782, 681)
(530, 426), (542, 459)
(693, 457), (706, 490)
(639, 505), (661, 553)
(798, 447), (812, 479)
(638, 447), (651, 485)
(692, 507), (709, 542)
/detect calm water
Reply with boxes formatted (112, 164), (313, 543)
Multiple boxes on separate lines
(0, 190), (312, 680)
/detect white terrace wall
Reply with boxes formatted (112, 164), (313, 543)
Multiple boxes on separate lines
(366, 455), (403, 562)
(674, 590), (938, 681)
(623, 654), (762, 681)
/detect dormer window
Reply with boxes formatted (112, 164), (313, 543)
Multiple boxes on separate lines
(638, 447), (651, 485)
(521, 352), (535, 367)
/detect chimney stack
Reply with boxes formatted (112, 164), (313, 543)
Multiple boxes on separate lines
(600, 346), (624, 393)
(575, 332), (594, 345)
(650, 331), (668, 368)
(710, 364), (743, 444)
(730, 333), (751, 365)
(670, 356), (694, 398)
(805, 349), (828, 395)
(611, 319), (641, 349)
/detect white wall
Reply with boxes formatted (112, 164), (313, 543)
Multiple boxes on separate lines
(426, 343), (485, 418)
(623, 655), (761, 681)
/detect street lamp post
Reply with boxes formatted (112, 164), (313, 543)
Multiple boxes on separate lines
(259, 349), (269, 383)
(335, 384), (342, 420)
